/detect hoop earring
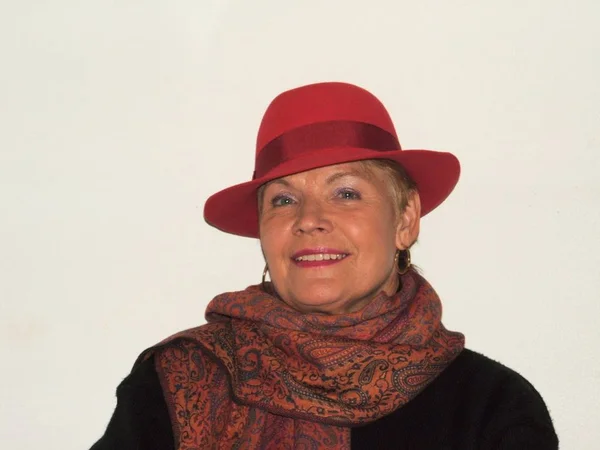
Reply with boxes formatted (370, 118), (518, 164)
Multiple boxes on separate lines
(262, 264), (269, 289)
(395, 249), (411, 275)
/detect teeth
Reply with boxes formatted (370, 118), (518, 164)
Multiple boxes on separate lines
(295, 253), (347, 262)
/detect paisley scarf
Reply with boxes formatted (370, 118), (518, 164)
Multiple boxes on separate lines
(138, 270), (465, 449)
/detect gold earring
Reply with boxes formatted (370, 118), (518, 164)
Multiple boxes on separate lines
(262, 264), (269, 289)
(395, 249), (411, 275)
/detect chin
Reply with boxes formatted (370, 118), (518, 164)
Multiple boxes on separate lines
(288, 287), (348, 314)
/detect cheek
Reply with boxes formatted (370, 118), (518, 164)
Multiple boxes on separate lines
(343, 213), (397, 259)
(259, 217), (289, 261)
(346, 209), (396, 239)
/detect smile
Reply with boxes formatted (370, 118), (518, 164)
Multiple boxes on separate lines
(294, 253), (348, 262)
(291, 248), (350, 267)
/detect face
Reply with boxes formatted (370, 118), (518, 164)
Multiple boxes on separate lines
(259, 161), (420, 315)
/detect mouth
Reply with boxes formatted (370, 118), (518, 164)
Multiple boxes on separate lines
(291, 248), (349, 267)
(293, 253), (348, 262)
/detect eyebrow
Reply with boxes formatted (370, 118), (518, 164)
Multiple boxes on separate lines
(265, 178), (291, 188)
(325, 170), (367, 184)
(264, 169), (367, 191)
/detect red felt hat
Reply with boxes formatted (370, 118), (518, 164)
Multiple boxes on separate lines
(204, 82), (460, 238)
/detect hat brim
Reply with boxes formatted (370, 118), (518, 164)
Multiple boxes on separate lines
(204, 147), (460, 238)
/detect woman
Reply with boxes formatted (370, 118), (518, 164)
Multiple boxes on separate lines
(91, 82), (558, 449)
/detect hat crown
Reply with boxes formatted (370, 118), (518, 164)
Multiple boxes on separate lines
(256, 82), (397, 154)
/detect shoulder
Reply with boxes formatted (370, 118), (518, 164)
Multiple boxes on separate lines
(444, 349), (549, 404)
(437, 348), (552, 414)
(154, 322), (228, 348)
(353, 349), (558, 449)
(91, 355), (174, 450)
(120, 353), (160, 391)
(133, 322), (228, 367)
(447, 348), (539, 386)
(441, 349), (559, 447)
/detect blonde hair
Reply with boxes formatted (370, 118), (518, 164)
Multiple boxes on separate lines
(356, 159), (418, 216)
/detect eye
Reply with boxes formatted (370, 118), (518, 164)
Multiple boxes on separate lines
(270, 194), (296, 207)
(336, 188), (361, 200)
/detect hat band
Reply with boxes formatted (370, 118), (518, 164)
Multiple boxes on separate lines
(254, 120), (401, 179)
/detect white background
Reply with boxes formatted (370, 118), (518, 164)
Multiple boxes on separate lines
(1, 1), (599, 449)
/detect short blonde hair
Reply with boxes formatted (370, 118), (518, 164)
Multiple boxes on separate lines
(356, 159), (418, 216)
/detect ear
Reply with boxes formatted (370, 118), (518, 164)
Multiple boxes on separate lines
(395, 191), (421, 250)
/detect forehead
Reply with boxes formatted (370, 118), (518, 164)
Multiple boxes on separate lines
(269, 161), (376, 186)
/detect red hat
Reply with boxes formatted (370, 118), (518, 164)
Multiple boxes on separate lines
(204, 82), (460, 238)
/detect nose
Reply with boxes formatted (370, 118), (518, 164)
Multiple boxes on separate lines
(293, 199), (332, 235)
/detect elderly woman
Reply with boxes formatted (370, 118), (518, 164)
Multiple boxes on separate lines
(91, 82), (558, 449)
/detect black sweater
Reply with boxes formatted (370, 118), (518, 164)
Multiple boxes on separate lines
(91, 349), (558, 449)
